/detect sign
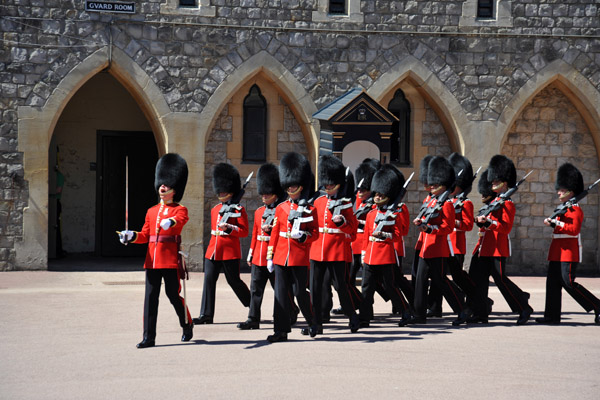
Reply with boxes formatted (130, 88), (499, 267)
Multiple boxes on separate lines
(86, 1), (135, 14)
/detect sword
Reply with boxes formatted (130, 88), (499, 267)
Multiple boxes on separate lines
(124, 155), (129, 245)
(179, 250), (189, 324)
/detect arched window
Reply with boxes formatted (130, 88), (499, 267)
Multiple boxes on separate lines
(330, 0), (346, 14)
(243, 84), (267, 163)
(477, 0), (494, 18)
(388, 89), (411, 166)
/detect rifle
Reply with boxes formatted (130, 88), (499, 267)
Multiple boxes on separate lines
(219, 171), (254, 225)
(477, 170), (533, 219)
(372, 172), (414, 233)
(420, 170), (462, 225)
(548, 178), (600, 219)
(288, 187), (322, 234)
(328, 167), (354, 216)
(454, 166), (482, 214)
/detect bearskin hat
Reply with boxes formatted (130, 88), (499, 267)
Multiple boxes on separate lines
(212, 163), (241, 196)
(427, 156), (455, 189)
(355, 158), (381, 191)
(154, 153), (188, 202)
(279, 152), (314, 199)
(478, 169), (495, 199)
(487, 155), (516, 188)
(419, 155), (434, 185)
(448, 152), (474, 195)
(342, 169), (356, 201)
(555, 163), (584, 196)
(257, 162), (285, 200)
(318, 154), (346, 187)
(371, 164), (404, 200)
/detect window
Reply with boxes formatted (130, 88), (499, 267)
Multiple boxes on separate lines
(330, 0), (346, 14)
(477, 0), (494, 18)
(179, 0), (196, 6)
(388, 90), (411, 166)
(243, 85), (267, 163)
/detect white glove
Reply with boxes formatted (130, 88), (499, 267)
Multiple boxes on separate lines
(160, 218), (173, 230)
(290, 229), (303, 240)
(118, 230), (134, 244)
(267, 260), (274, 273)
(247, 249), (253, 264)
(361, 250), (366, 265)
(218, 222), (236, 232)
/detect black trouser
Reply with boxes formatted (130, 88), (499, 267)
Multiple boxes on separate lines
(273, 264), (314, 333)
(143, 268), (191, 341)
(360, 263), (409, 322)
(470, 254), (529, 317)
(428, 254), (484, 312)
(200, 258), (250, 317)
(414, 257), (465, 319)
(543, 261), (600, 321)
(247, 264), (275, 321)
(311, 260), (358, 326)
(393, 257), (415, 308)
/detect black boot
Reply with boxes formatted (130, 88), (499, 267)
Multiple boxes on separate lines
(192, 315), (213, 325)
(136, 338), (155, 349)
(267, 332), (288, 343)
(237, 319), (260, 330)
(182, 323), (194, 342)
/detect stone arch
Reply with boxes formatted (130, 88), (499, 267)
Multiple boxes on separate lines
(368, 55), (467, 155)
(15, 47), (177, 268)
(198, 51), (319, 164)
(497, 59), (600, 163)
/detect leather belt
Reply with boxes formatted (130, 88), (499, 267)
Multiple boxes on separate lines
(149, 235), (181, 243)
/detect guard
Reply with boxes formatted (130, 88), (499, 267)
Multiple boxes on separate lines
(118, 153), (193, 348)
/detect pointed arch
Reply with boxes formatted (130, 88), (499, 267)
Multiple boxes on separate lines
(368, 55), (468, 154)
(497, 59), (600, 162)
(198, 51), (319, 165)
(15, 47), (177, 268)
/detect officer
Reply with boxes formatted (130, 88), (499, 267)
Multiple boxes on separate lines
(194, 163), (251, 325)
(118, 153), (193, 348)
(536, 163), (600, 325)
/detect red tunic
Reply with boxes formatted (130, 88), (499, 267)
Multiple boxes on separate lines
(133, 201), (189, 269)
(310, 195), (358, 262)
(249, 205), (275, 267)
(477, 198), (514, 257)
(205, 203), (249, 261)
(267, 199), (319, 267)
(548, 205), (583, 262)
(419, 197), (455, 259)
(449, 198), (474, 255)
(363, 205), (407, 265)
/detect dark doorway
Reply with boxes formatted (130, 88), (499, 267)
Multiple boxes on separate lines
(96, 131), (159, 257)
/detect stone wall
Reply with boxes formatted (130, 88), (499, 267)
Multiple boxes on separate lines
(1, 1), (600, 271)
(503, 85), (599, 275)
